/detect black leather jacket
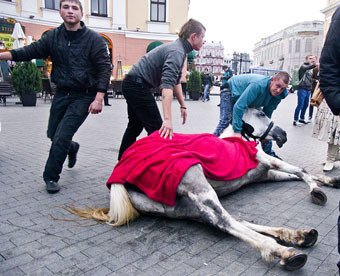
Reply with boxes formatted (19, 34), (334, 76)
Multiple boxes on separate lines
(11, 22), (111, 94)
(320, 7), (340, 115)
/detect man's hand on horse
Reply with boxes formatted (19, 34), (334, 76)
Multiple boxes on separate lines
(232, 132), (242, 138)
(159, 119), (173, 139)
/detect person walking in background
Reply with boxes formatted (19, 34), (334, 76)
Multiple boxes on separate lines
(308, 60), (319, 122)
(212, 72), (289, 158)
(312, 101), (340, 171)
(293, 55), (317, 126)
(221, 65), (233, 89)
(118, 18), (206, 160)
(0, 0), (111, 194)
(201, 68), (213, 102)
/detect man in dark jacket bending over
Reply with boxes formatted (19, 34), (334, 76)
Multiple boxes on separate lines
(118, 19), (206, 160)
(0, 0), (111, 193)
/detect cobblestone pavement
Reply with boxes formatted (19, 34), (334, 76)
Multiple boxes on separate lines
(0, 92), (339, 276)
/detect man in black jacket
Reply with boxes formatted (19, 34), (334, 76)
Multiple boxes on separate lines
(320, 7), (340, 116)
(0, 0), (111, 193)
(319, 6), (340, 272)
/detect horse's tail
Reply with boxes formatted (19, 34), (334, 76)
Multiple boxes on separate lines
(108, 184), (139, 226)
(62, 184), (139, 226)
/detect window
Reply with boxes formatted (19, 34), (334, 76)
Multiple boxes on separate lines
(305, 38), (312, 53)
(45, 0), (60, 10)
(295, 39), (301, 53)
(150, 0), (166, 22)
(91, 0), (107, 17)
(288, 40), (292, 53)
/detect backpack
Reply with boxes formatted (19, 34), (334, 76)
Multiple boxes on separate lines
(291, 68), (306, 88)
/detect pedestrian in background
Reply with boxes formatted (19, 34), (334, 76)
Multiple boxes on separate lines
(293, 55), (317, 126)
(212, 72), (289, 159)
(0, 0), (111, 194)
(201, 68), (213, 102)
(221, 65), (233, 89)
(312, 101), (340, 171)
(118, 18), (206, 160)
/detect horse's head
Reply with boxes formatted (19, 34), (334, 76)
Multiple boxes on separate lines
(242, 108), (287, 147)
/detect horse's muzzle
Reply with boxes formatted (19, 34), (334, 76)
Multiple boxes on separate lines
(272, 127), (287, 148)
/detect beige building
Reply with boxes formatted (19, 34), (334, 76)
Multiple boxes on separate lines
(253, 21), (324, 76)
(0, 0), (189, 78)
(321, 0), (340, 35)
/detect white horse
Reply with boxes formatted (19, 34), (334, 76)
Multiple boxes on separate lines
(68, 108), (339, 271)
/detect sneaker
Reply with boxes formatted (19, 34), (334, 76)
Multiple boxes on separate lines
(293, 121), (298, 126)
(45, 180), (60, 194)
(298, 119), (308, 124)
(68, 142), (80, 168)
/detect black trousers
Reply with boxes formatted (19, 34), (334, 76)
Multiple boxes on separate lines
(118, 78), (162, 160)
(43, 91), (94, 182)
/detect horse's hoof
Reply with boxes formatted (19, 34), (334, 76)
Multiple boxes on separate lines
(333, 182), (340, 189)
(299, 229), (318, 248)
(283, 253), (307, 271)
(311, 188), (327, 205)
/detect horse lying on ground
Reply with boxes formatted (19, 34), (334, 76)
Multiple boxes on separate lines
(68, 108), (340, 271)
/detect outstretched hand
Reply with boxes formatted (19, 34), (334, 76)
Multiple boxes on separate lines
(159, 119), (173, 139)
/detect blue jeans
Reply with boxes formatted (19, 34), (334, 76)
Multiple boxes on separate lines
(202, 84), (210, 101)
(213, 89), (232, 136)
(294, 89), (310, 121)
(261, 140), (276, 156)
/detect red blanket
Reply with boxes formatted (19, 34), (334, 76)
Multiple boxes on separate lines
(107, 132), (259, 206)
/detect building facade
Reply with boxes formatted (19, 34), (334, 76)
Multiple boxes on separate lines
(193, 41), (224, 77)
(253, 20), (324, 76)
(0, 0), (189, 78)
(321, 0), (340, 35)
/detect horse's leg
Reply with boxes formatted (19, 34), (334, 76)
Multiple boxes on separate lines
(176, 164), (308, 270)
(312, 174), (340, 189)
(238, 220), (318, 248)
(255, 151), (327, 205)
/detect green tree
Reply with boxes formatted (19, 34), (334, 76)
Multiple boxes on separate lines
(187, 69), (201, 93)
(10, 62), (42, 97)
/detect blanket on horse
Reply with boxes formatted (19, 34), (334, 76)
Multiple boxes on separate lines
(107, 132), (259, 206)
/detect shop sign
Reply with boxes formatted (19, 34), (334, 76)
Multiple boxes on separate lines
(0, 33), (14, 50)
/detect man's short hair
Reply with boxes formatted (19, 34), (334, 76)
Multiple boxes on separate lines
(223, 65), (228, 69)
(178, 19), (206, 40)
(273, 71), (290, 84)
(305, 54), (313, 60)
(60, 0), (83, 14)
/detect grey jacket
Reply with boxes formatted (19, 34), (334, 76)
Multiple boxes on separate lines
(128, 39), (193, 89)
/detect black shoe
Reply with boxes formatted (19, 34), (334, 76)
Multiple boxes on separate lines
(104, 104), (111, 106)
(298, 119), (308, 124)
(45, 180), (60, 194)
(217, 104), (220, 107)
(68, 142), (79, 168)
